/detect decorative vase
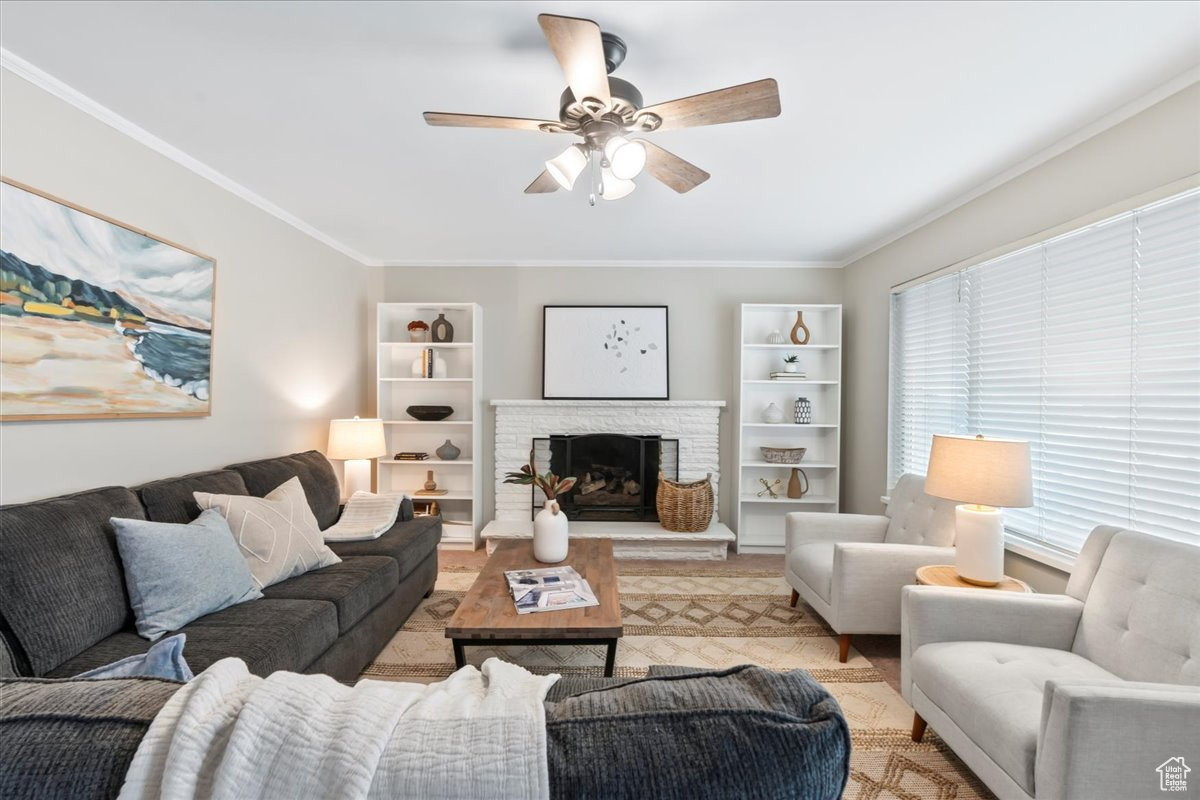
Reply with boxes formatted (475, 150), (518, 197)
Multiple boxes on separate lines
(794, 397), (812, 424)
(430, 313), (454, 343)
(783, 362), (798, 373)
(787, 468), (809, 499)
(790, 311), (811, 345)
(766, 329), (786, 345)
(435, 439), (461, 460)
(408, 323), (428, 343)
(533, 499), (569, 563)
(424, 470), (437, 492)
(763, 402), (785, 424)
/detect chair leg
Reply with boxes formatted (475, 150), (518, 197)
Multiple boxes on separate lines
(912, 712), (927, 742)
(838, 633), (852, 663)
(789, 589), (799, 608)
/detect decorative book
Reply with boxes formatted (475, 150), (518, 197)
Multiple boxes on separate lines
(504, 566), (599, 614)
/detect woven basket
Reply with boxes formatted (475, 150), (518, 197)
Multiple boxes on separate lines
(656, 471), (714, 532)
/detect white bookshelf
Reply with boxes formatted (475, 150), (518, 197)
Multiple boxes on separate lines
(734, 304), (842, 552)
(376, 303), (482, 548)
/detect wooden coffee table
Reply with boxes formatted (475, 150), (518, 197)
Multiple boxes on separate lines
(445, 538), (624, 676)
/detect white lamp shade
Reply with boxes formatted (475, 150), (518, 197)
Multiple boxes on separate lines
(545, 144), (589, 190)
(925, 434), (1033, 508)
(600, 167), (636, 200)
(603, 136), (646, 180)
(327, 417), (386, 460)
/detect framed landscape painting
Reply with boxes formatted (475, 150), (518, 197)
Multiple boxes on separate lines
(0, 178), (216, 421)
(543, 305), (669, 400)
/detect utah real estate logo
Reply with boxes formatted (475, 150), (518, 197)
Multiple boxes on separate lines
(1159, 757), (1190, 792)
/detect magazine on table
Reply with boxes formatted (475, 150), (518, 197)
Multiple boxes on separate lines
(504, 565), (599, 614)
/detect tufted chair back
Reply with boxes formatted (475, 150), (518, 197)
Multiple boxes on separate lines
(1067, 526), (1200, 685)
(883, 474), (958, 547)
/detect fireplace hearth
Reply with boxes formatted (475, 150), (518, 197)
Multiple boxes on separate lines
(532, 433), (678, 522)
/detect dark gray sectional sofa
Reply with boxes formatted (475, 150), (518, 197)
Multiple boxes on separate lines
(0, 450), (439, 682)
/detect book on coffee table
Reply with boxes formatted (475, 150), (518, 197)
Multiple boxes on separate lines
(504, 565), (599, 614)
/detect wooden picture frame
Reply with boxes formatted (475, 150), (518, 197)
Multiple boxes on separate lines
(542, 305), (669, 400)
(0, 177), (217, 421)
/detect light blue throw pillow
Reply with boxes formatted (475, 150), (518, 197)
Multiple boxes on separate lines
(75, 633), (194, 681)
(111, 509), (263, 641)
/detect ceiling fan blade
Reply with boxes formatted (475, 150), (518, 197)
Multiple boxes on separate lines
(538, 14), (611, 110)
(640, 141), (710, 194)
(423, 112), (565, 132)
(524, 170), (560, 194)
(639, 78), (780, 131)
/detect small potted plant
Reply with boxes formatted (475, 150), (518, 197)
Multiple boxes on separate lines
(783, 354), (800, 373)
(505, 455), (577, 563)
(407, 320), (429, 342)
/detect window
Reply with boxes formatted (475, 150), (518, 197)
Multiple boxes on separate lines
(889, 188), (1200, 561)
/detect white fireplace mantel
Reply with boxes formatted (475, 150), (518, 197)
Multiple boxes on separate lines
(484, 398), (731, 559)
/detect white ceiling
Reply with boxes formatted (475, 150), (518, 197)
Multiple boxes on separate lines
(1, 1), (1197, 266)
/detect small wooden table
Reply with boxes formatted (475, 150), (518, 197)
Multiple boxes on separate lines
(915, 564), (1033, 593)
(445, 538), (624, 676)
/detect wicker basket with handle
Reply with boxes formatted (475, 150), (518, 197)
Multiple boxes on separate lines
(656, 471), (714, 532)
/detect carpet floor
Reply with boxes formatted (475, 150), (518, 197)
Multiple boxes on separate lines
(363, 562), (995, 800)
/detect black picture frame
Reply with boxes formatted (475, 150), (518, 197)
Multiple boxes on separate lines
(542, 305), (670, 400)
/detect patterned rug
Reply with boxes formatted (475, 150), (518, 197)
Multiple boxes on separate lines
(363, 564), (995, 800)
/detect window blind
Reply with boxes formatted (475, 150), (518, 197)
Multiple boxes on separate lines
(889, 188), (1200, 558)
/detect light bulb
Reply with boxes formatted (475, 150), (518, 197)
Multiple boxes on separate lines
(603, 136), (646, 180)
(545, 144), (589, 190)
(600, 167), (636, 200)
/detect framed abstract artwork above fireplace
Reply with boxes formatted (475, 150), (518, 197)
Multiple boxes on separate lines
(542, 305), (669, 400)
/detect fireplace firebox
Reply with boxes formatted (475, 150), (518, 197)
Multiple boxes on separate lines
(531, 434), (679, 521)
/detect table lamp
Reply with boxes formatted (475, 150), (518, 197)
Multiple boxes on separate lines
(924, 434), (1032, 586)
(327, 417), (386, 498)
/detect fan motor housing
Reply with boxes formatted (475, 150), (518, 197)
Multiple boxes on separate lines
(558, 77), (644, 127)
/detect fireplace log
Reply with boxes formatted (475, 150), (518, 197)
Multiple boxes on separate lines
(578, 474), (607, 496)
(623, 479), (641, 496)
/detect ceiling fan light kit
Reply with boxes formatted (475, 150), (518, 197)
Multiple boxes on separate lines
(424, 13), (781, 203)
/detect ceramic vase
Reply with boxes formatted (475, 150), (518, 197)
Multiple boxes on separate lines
(424, 470), (437, 491)
(794, 397), (812, 424)
(763, 402), (785, 424)
(435, 439), (461, 460)
(431, 313), (454, 343)
(766, 329), (786, 345)
(790, 311), (811, 345)
(787, 468), (809, 499)
(533, 500), (569, 563)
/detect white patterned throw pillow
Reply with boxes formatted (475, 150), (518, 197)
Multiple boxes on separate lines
(194, 476), (341, 589)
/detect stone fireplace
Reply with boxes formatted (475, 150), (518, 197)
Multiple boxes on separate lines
(484, 400), (733, 559)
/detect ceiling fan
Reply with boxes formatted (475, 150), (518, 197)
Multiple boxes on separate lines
(423, 13), (781, 203)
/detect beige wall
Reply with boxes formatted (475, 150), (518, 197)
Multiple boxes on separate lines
(0, 72), (370, 503)
(377, 266), (844, 523)
(840, 83), (1200, 592)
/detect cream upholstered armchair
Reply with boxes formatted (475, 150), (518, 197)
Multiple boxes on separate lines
(784, 473), (957, 662)
(902, 526), (1200, 800)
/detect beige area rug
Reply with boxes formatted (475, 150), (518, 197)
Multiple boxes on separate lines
(363, 564), (995, 800)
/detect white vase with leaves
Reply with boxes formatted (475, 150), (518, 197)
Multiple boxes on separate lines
(504, 456), (578, 563)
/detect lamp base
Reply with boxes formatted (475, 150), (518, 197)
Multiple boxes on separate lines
(953, 504), (1005, 586)
(343, 459), (373, 499)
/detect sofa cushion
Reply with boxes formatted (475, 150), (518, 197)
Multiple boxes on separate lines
(786, 542), (835, 603)
(1071, 529), (1200, 685)
(0, 486), (142, 676)
(47, 598), (339, 679)
(884, 473), (957, 546)
(911, 641), (1118, 795)
(264, 556), (398, 634)
(135, 469), (249, 524)
(226, 450), (342, 530)
(0, 676), (181, 800)
(545, 665), (850, 800)
(328, 515), (441, 581)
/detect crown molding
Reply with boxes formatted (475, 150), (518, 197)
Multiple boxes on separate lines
(372, 259), (841, 269)
(836, 65), (1200, 269)
(1, 47), (378, 266)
